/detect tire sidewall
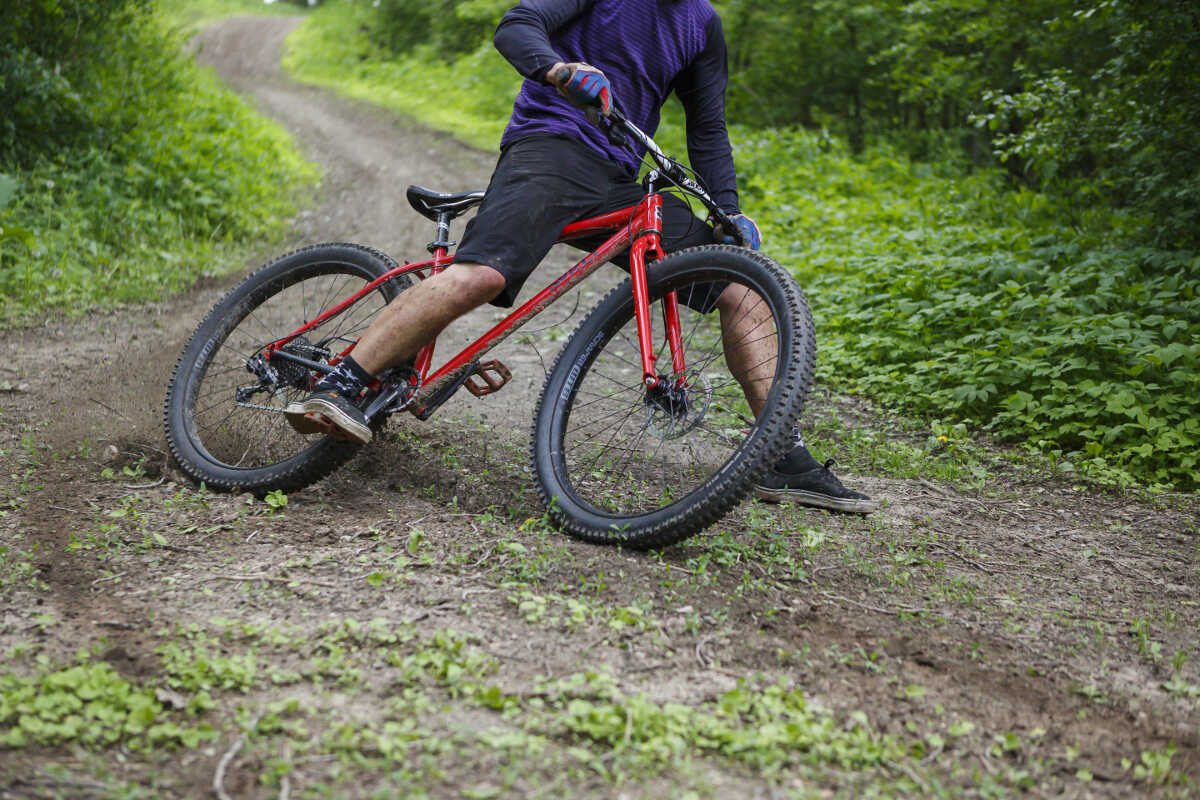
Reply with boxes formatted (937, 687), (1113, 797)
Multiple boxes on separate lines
(532, 245), (814, 546)
(164, 243), (400, 494)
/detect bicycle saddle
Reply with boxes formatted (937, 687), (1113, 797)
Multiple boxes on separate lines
(406, 186), (486, 221)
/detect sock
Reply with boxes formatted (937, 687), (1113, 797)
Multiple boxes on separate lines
(773, 427), (822, 473)
(316, 355), (373, 399)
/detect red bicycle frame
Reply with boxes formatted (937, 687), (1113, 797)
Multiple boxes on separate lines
(262, 190), (687, 418)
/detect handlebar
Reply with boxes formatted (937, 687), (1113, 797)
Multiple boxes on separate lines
(605, 109), (743, 246)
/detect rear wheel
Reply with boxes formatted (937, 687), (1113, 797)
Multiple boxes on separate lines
(531, 245), (815, 548)
(163, 243), (406, 494)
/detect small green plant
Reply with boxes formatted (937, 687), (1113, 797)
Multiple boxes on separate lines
(0, 660), (214, 749)
(264, 489), (288, 515)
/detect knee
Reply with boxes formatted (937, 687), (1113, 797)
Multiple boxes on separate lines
(440, 263), (507, 309)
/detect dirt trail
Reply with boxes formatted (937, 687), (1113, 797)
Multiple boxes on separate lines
(1, 15), (1197, 798)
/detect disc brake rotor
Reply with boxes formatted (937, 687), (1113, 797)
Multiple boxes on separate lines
(644, 374), (713, 440)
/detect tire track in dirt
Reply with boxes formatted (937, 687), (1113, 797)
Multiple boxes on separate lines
(0, 16), (510, 678)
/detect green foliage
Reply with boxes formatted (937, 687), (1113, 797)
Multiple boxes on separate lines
(0, 7), (316, 321)
(0, 543), (49, 594)
(735, 127), (1199, 488)
(0, 0), (150, 163)
(977, 0), (1200, 247)
(0, 660), (214, 749)
(285, 0), (517, 150)
(157, 638), (259, 693)
(369, 0), (510, 60)
(264, 489), (289, 514)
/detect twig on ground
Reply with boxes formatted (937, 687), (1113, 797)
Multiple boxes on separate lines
(917, 478), (954, 497)
(820, 591), (928, 617)
(214, 713), (263, 800)
(927, 544), (998, 575)
(123, 477), (165, 490)
(91, 573), (126, 587)
(885, 759), (932, 793)
(695, 635), (716, 668)
(89, 398), (133, 422)
(279, 741), (292, 800)
(352, 539), (381, 556)
(465, 546), (497, 571)
(211, 574), (338, 589)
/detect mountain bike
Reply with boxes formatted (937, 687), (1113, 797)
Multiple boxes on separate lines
(163, 110), (816, 549)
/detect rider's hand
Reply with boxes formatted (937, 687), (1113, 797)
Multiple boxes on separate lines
(548, 62), (612, 122)
(713, 213), (762, 250)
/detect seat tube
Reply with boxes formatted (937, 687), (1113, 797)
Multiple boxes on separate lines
(413, 212), (454, 380)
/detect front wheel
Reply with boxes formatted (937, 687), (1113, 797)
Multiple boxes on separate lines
(163, 243), (406, 494)
(531, 245), (815, 548)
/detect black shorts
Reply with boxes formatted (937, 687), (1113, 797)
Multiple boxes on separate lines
(454, 134), (721, 309)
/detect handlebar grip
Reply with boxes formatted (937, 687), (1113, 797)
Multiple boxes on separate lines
(712, 212), (745, 246)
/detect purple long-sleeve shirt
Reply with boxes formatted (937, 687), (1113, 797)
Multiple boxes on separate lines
(493, 0), (739, 213)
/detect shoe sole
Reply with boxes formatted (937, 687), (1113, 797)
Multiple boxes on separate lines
(754, 486), (881, 514)
(283, 399), (372, 445)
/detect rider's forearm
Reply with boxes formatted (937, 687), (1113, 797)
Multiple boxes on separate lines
(493, 0), (594, 81)
(676, 13), (739, 213)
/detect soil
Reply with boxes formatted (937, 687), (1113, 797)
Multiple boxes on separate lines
(0, 15), (1197, 799)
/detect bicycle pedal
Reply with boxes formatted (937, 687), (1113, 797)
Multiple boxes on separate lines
(464, 360), (512, 397)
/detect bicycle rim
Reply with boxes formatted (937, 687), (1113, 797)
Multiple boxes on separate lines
(176, 253), (395, 486)
(535, 246), (812, 547)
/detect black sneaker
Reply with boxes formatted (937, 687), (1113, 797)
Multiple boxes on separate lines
(284, 389), (372, 445)
(755, 459), (881, 514)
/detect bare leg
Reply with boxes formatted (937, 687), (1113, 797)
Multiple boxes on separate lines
(716, 282), (777, 418)
(351, 262), (507, 374)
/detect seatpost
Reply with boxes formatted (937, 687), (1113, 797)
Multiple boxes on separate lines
(427, 211), (455, 256)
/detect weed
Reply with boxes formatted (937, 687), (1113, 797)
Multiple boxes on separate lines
(0, 660), (214, 749)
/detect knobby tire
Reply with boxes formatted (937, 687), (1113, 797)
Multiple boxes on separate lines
(531, 245), (816, 549)
(163, 243), (405, 495)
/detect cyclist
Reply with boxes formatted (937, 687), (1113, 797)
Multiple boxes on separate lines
(285, 0), (880, 514)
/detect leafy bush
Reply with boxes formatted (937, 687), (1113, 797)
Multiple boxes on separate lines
(369, 0), (509, 60)
(734, 127), (1200, 489)
(976, 0), (1200, 248)
(0, 0), (150, 164)
(0, 6), (316, 320)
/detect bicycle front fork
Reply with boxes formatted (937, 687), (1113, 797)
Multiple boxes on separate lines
(628, 195), (686, 390)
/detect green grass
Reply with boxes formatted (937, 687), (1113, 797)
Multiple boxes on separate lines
(0, 7), (317, 324)
(284, 0), (516, 151)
